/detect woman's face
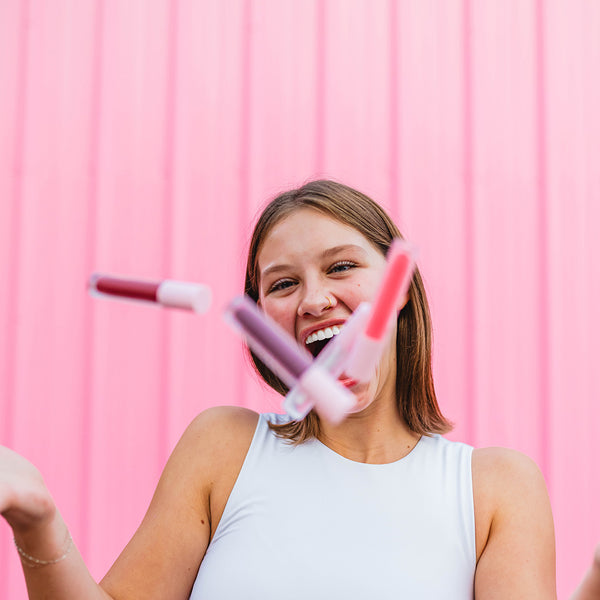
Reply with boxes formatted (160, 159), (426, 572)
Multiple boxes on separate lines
(257, 207), (399, 414)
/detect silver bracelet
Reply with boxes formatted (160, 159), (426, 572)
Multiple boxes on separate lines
(14, 531), (73, 568)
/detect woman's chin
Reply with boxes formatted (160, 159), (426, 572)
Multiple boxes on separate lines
(343, 382), (375, 414)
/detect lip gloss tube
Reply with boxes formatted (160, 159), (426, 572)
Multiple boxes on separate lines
(89, 273), (212, 314)
(224, 295), (355, 424)
(283, 302), (371, 419)
(345, 239), (416, 382)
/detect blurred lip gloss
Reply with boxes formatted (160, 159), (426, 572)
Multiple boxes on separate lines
(225, 295), (355, 424)
(89, 273), (212, 314)
(345, 239), (416, 382)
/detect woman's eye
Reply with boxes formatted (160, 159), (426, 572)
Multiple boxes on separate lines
(268, 279), (296, 293)
(329, 261), (357, 274)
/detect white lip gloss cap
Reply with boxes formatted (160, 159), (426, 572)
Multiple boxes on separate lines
(298, 364), (355, 424)
(157, 280), (212, 314)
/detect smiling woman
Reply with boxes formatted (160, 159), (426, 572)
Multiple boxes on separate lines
(244, 180), (452, 444)
(0, 180), (557, 599)
(191, 180), (556, 598)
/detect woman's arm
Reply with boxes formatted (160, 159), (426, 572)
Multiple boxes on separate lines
(473, 447), (557, 599)
(1, 446), (112, 599)
(1, 406), (257, 600)
(100, 406), (257, 598)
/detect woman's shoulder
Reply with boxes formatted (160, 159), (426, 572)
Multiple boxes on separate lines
(472, 446), (548, 526)
(472, 446), (545, 489)
(187, 405), (260, 438)
(182, 406), (260, 466)
(182, 408), (261, 538)
(471, 446), (554, 574)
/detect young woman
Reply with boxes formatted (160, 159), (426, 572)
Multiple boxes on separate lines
(1, 180), (557, 598)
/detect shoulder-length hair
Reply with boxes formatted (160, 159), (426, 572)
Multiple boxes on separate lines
(244, 179), (452, 443)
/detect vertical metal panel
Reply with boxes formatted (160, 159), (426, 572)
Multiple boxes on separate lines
(167, 0), (251, 441)
(534, 0), (550, 479)
(0, 1), (29, 596)
(319, 0), (393, 203)
(394, 0), (470, 443)
(0, 0), (28, 454)
(462, 0), (476, 444)
(468, 0), (541, 459)
(544, 0), (600, 594)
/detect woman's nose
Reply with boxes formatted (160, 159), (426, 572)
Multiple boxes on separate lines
(297, 289), (335, 316)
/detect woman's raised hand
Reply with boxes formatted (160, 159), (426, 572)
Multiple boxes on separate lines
(0, 445), (56, 534)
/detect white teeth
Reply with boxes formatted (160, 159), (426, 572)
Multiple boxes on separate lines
(305, 325), (343, 345)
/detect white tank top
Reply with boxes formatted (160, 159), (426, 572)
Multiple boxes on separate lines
(190, 413), (476, 599)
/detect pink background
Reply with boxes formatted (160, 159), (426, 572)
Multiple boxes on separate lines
(1, 1), (599, 597)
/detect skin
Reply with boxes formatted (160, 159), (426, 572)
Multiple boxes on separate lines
(1, 207), (557, 599)
(571, 545), (600, 600)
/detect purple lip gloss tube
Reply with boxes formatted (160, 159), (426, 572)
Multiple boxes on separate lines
(89, 273), (212, 314)
(283, 302), (371, 419)
(224, 295), (355, 424)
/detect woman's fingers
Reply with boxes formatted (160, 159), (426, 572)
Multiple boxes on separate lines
(0, 446), (56, 532)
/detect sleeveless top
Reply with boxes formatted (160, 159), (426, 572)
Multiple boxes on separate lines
(190, 413), (476, 599)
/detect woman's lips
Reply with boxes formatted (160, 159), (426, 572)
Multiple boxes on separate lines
(339, 374), (359, 389)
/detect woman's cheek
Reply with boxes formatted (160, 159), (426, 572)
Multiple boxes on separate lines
(346, 276), (380, 307)
(261, 299), (295, 332)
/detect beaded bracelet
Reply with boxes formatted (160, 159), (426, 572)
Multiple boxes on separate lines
(14, 532), (73, 568)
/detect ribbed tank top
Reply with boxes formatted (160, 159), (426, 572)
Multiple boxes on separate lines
(190, 413), (476, 599)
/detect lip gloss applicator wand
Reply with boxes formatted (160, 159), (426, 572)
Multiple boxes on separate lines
(345, 238), (416, 382)
(89, 273), (212, 314)
(282, 302), (371, 420)
(224, 295), (355, 424)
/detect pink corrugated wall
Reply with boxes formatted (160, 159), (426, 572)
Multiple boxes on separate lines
(1, 1), (598, 597)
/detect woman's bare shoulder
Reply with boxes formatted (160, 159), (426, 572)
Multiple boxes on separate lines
(185, 405), (260, 441)
(472, 445), (549, 514)
(181, 406), (260, 470)
(472, 446), (556, 597)
(472, 446), (548, 539)
(472, 445), (544, 483)
(182, 408), (261, 542)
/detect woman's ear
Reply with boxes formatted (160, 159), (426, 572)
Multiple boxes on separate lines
(398, 293), (409, 312)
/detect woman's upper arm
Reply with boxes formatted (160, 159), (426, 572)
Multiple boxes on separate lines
(99, 406), (258, 600)
(473, 447), (557, 600)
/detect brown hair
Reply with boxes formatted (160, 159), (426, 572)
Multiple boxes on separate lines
(244, 179), (452, 442)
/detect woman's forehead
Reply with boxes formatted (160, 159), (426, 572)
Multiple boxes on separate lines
(257, 208), (378, 271)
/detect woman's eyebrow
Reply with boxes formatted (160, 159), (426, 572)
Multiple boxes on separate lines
(321, 244), (367, 259)
(261, 263), (294, 279)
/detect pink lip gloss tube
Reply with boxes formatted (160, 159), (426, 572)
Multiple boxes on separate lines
(283, 302), (371, 419)
(345, 239), (416, 382)
(89, 273), (212, 314)
(224, 295), (355, 424)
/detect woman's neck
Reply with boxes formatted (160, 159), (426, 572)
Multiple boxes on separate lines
(317, 399), (421, 464)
